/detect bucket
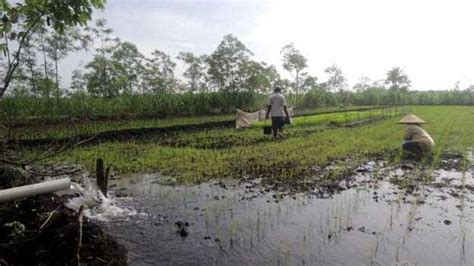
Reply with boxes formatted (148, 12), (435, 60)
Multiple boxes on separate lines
(263, 126), (272, 135)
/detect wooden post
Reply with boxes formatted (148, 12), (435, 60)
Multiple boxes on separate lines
(96, 158), (107, 197)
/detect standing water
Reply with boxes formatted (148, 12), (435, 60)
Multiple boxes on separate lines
(74, 162), (474, 265)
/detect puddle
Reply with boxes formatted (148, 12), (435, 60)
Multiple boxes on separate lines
(94, 162), (474, 265)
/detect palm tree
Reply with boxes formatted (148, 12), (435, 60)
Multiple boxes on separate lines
(385, 67), (411, 105)
(385, 67), (410, 91)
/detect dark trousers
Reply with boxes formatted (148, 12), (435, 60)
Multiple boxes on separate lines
(271, 116), (284, 137)
(403, 141), (422, 154)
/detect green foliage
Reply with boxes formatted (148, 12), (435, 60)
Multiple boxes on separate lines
(281, 43), (307, 76)
(142, 50), (176, 93)
(0, 0), (105, 97)
(206, 34), (254, 91)
(177, 52), (207, 92)
(322, 64), (347, 92)
(1, 91), (262, 122)
(385, 67), (410, 92)
(280, 43), (307, 96)
(46, 106), (472, 184)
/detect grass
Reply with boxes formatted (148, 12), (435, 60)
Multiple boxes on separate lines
(4, 114), (233, 140)
(3, 105), (387, 141)
(21, 106), (474, 184)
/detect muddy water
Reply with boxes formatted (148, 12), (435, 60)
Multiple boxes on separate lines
(101, 163), (474, 265)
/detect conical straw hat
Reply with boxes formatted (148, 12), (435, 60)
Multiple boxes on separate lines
(398, 114), (426, 124)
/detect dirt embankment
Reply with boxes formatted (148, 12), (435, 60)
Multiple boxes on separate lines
(0, 166), (127, 265)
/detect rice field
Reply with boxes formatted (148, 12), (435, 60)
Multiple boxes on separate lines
(3, 105), (382, 141)
(7, 105), (474, 264)
(24, 105), (462, 184)
(7, 105), (469, 184)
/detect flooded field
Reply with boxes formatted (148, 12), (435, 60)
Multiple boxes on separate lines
(93, 160), (474, 265)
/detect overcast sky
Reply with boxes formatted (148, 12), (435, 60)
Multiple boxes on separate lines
(69, 0), (474, 90)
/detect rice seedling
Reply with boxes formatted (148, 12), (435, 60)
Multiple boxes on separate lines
(25, 106), (472, 185)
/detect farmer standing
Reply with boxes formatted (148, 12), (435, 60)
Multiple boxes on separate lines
(266, 86), (290, 139)
(398, 114), (435, 156)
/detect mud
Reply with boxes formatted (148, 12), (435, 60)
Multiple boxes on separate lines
(0, 193), (127, 265)
(0, 167), (128, 265)
(102, 155), (473, 265)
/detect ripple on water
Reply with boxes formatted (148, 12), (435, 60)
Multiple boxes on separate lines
(87, 164), (474, 265)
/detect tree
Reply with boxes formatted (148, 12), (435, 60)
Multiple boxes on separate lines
(466, 84), (474, 105)
(0, 0), (106, 98)
(323, 64), (347, 92)
(300, 73), (318, 93)
(281, 43), (307, 99)
(142, 50), (176, 93)
(206, 34), (253, 91)
(451, 81), (460, 91)
(385, 67), (410, 91)
(15, 40), (41, 97)
(385, 67), (410, 105)
(177, 52), (207, 92)
(241, 61), (280, 94)
(83, 55), (117, 97)
(353, 76), (372, 92)
(88, 18), (118, 97)
(70, 69), (87, 95)
(45, 26), (92, 101)
(111, 41), (144, 94)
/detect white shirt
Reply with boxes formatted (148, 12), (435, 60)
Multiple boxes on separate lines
(268, 93), (287, 117)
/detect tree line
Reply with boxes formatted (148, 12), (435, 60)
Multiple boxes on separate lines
(1, 5), (419, 102)
(2, 1), (474, 118)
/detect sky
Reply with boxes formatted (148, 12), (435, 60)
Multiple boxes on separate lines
(66, 0), (474, 90)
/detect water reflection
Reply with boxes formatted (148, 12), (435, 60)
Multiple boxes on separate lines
(102, 164), (474, 265)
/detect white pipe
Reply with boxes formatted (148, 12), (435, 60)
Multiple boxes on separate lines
(0, 178), (71, 203)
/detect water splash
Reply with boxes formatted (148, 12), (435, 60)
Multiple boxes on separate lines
(65, 177), (146, 222)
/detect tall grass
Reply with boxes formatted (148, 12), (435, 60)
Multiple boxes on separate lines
(0, 92), (263, 122)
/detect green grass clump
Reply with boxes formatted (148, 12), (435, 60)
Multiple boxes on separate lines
(39, 106), (474, 184)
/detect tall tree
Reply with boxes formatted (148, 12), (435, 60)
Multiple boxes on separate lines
(88, 18), (117, 97)
(83, 55), (118, 97)
(16, 40), (41, 97)
(206, 34), (253, 91)
(241, 61), (280, 94)
(385, 67), (410, 104)
(111, 41), (144, 94)
(300, 73), (318, 93)
(177, 52), (207, 92)
(0, 0), (106, 98)
(353, 76), (372, 92)
(142, 50), (176, 93)
(385, 67), (410, 91)
(70, 69), (87, 95)
(323, 64), (347, 92)
(45, 27), (92, 101)
(281, 43), (307, 99)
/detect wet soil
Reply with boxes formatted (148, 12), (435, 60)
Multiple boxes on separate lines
(103, 154), (473, 265)
(0, 169), (128, 265)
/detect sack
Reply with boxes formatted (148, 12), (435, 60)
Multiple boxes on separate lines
(263, 126), (272, 135)
(284, 116), (291, 125)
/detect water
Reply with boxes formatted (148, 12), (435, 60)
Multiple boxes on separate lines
(88, 164), (474, 265)
(65, 177), (145, 222)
